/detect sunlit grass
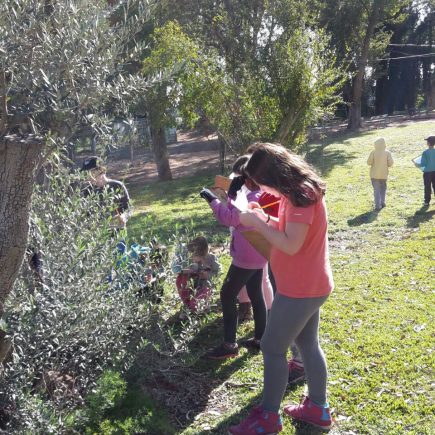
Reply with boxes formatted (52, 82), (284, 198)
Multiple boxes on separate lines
(113, 121), (435, 434)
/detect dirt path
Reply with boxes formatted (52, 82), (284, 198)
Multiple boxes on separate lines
(107, 116), (435, 189)
(107, 131), (221, 188)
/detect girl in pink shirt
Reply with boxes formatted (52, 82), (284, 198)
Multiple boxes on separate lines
(228, 143), (334, 434)
(199, 161), (268, 359)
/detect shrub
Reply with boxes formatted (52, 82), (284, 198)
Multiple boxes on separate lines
(0, 159), (222, 433)
(85, 371), (127, 427)
(0, 157), (164, 433)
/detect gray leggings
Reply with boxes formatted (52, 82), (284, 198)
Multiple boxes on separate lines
(261, 293), (329, 412)
(371, 178), (387, 209)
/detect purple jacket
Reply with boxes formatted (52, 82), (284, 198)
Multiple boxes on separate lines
(210, 190), (267, 270)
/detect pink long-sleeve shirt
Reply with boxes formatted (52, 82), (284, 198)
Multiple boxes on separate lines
(210, 190), (267, 270)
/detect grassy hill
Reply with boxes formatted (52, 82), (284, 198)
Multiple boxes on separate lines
(103, 121), (434, 434)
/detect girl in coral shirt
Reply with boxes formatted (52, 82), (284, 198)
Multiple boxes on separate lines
(229, 142), (334, 434)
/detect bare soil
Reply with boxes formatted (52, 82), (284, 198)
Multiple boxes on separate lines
(107, 131), (221, 188)
(106, 115), (435, 189)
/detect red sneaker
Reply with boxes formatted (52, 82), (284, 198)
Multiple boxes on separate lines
(228, 406), (283, 434)
(288, 359), (305, 385)
(228, 405), (262, 433)
(283, 396), (332, 430)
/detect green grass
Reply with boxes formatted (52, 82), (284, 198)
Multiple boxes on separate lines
(127, 173), (229, 245)
(109, 121), (434, 434)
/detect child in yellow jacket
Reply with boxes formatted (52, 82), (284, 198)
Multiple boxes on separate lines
(367, 137), (394, 210)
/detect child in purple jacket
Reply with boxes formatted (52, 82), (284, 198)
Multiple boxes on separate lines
(200, 170), (267, 359)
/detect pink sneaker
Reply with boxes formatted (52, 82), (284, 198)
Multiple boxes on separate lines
(283, 396), (332, 430)
(228, 406), (283, 434)
(288, 359), (305, 385)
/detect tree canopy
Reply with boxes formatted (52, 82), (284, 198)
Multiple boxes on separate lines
(0, 0), (150, 143)
(142, 2), (345, 154)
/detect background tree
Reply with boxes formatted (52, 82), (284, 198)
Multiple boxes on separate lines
(140, 22), (195, 181)
(378, 1), (435, 114)
(107, 0), (176, 180)
(373, 7), (420, 115)
(348, 0), (388, 129)
(316, 0), (413, 129)
(147, 1), (344, 157)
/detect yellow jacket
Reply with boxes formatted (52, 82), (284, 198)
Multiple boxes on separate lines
(367, 137), (394, 179)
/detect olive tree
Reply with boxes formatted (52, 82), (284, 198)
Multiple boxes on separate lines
(0, 0), (152, 360)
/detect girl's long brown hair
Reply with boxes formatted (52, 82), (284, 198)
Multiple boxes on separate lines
(245, 143), (326, 207)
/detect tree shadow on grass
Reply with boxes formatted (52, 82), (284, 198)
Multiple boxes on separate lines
(127, 172), (230, 243)
(129, 173), (215, 206)
(406, 205), (435, 228)
(191, 330), (318, 434)
(303, 130), (373, 177)
(124, 307), (327, 434)
(347, 209), (380, 226)
(121, 308), (265, 434)
(92, 382), (177, 434)
(305, 145), (357, 177)
(128, 209), (222, 244)
(205, 393), (261, 434)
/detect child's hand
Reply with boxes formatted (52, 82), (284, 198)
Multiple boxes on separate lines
(200, 188), (218, 203)
(117, 213), (127, 225)
(248, 202), (260, 209)
(248, 202), (268, 221)
(189, 263), (200, 273)
(212, 187), (228, 202)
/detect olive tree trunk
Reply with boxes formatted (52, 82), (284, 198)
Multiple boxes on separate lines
(0, 135), (43, 362)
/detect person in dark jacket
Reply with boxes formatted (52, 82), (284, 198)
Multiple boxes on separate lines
(81, 156), (130, 254)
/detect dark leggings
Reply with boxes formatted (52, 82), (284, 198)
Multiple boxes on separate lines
(423, 171), (435, 203)
(221, 264), (266, 343)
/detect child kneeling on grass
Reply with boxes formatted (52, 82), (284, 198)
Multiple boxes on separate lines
(175, 236), (220, 313)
